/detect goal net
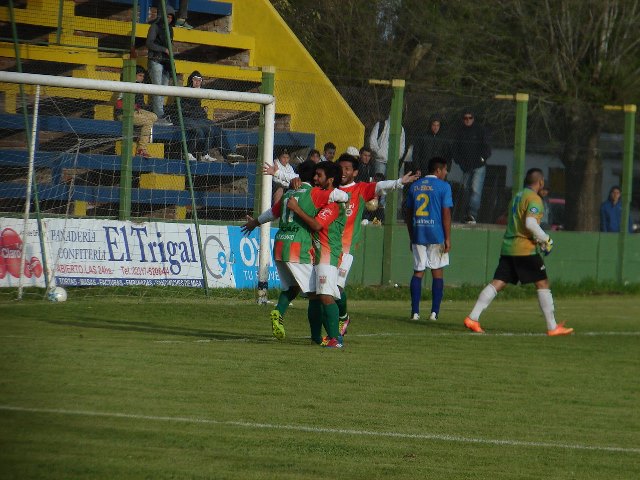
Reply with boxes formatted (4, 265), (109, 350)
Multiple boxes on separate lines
(0, 71), (276, 301)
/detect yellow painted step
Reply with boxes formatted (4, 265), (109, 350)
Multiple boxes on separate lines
(115, 141), (164, 158)
(139, 173), (185, 190)
(73, 200), (88, 217)
(94, 104), (115, 121)
(73, 69), (120, 82)
(48, 32), (98, 48)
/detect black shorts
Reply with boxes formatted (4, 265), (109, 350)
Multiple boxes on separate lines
(493, 255), (547, 285)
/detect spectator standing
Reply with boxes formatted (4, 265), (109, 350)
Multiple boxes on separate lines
(355, 146), (375, 183)
(115, 66), (157, 158)
(320, 142), (336, 162)
(600, 186), (632, 232)
(174, 1), (193, 29)
(179, 70), (216, 162)
(409, 115), (452, 177)
(369, 116), (406, 176)
(452, 109), (491, 224)
(404, 157), (453, 322)
(463, 168), (574, 336)
(146, 5), (175, 125)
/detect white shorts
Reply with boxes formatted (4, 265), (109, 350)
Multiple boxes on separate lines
(310, 263), (340, 298)
(336, 253), (353, 289)
(275, 261), (313, 293)
(412, 244), (449, 272)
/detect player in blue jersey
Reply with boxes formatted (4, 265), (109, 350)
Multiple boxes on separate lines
(404, 157), (453, 321)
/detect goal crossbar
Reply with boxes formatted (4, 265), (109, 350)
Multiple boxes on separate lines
(1, 70), (277, 298)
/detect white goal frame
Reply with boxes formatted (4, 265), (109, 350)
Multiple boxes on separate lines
(0, 71), (276, 300)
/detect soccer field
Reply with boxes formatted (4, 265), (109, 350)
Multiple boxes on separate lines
(1, 294), (639, 479)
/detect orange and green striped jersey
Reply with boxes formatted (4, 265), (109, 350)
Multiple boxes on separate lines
(501, 187), (544, 256)
(313, 202), (347, 266)
(271, 184), (335, 264)
(339, 182), (377, 254)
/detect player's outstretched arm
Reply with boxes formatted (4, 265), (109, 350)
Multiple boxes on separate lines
(401, 170), (420, 185)
(241, 215), (260, 235)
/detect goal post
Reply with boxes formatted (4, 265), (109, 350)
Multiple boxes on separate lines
(0, 70), (276, 300)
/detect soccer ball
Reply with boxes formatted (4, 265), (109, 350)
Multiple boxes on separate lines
(47, 286), (67, 303)
(365, 198), (379, 211)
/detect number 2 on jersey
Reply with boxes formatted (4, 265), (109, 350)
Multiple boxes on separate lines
(415, 193), (430, 216)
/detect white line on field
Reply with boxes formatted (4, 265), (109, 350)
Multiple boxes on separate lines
(0, 405), (638, 454)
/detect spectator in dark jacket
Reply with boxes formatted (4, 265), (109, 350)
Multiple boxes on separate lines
(452, 109), (491, 223)
(355, 147), (375, 183)
(177, 70), (218, 162)
(146, 5), (175, 124)
(408, 114), (452, 177)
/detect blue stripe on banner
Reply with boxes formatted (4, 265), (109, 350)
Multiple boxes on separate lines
(226, 226), (281, 289)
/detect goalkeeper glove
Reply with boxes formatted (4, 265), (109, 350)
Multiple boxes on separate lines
(540, 237), (554, 256)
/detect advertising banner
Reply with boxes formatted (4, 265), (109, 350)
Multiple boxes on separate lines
(1, 218), (281, 290)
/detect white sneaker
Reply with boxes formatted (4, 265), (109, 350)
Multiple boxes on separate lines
(429, 312), (438, 322)
(411, 313), (420, 321)
(201, 153), (216, 162)
(187, 153), (197, 162)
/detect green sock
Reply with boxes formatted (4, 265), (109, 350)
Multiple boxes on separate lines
(308, 299), (323, 344)
(336, 289), (348, 319)
(323, 302), (340, 339)
(276, 288), (298, 316)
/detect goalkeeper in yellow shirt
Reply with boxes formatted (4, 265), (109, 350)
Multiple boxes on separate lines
(463, 168), (574, 336)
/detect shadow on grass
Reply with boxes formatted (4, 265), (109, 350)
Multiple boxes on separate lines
(36, 317), (291, 344)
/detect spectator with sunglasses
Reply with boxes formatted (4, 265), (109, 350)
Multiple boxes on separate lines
(452, 109), (491, 224)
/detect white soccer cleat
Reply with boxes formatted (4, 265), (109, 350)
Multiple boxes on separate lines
(429, 312), (438, 322)
(410, 313), (420, 321)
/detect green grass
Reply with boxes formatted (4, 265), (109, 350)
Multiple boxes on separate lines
(1, 294), (639, 479)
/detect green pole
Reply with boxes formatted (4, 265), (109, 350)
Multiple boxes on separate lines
(382, 79), (405, 285)
(119, 59), (135, 220)
(158, 0), (210, 295)
(255, 66), (275, 215)
(513, 93), (529, 195)
(618, 104), (636, 283)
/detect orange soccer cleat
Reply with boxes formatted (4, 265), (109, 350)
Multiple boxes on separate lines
(464, 317), (485, 334)
(547, 322), (574, 336)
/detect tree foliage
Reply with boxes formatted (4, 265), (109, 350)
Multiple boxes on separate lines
(271, 0), (640, 230)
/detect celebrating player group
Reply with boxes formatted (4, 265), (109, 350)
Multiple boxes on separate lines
(242, 153), (573, 348)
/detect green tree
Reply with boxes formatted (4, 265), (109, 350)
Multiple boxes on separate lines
(273, 0), (640, 230)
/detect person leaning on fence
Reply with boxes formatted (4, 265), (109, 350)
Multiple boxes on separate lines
(452, 109), (491, 224)
(600, 185), (632, 233)
(177, 71), (217, 162)
(115, 66), (158, 158)
(146, 5), (175, 125)
(271, 149), (297, 205)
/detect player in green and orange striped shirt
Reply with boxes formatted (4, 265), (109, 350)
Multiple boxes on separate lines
(241, 161), (348, 341)
(286, 161), (347, 348)
(463, 168), (574, 336)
